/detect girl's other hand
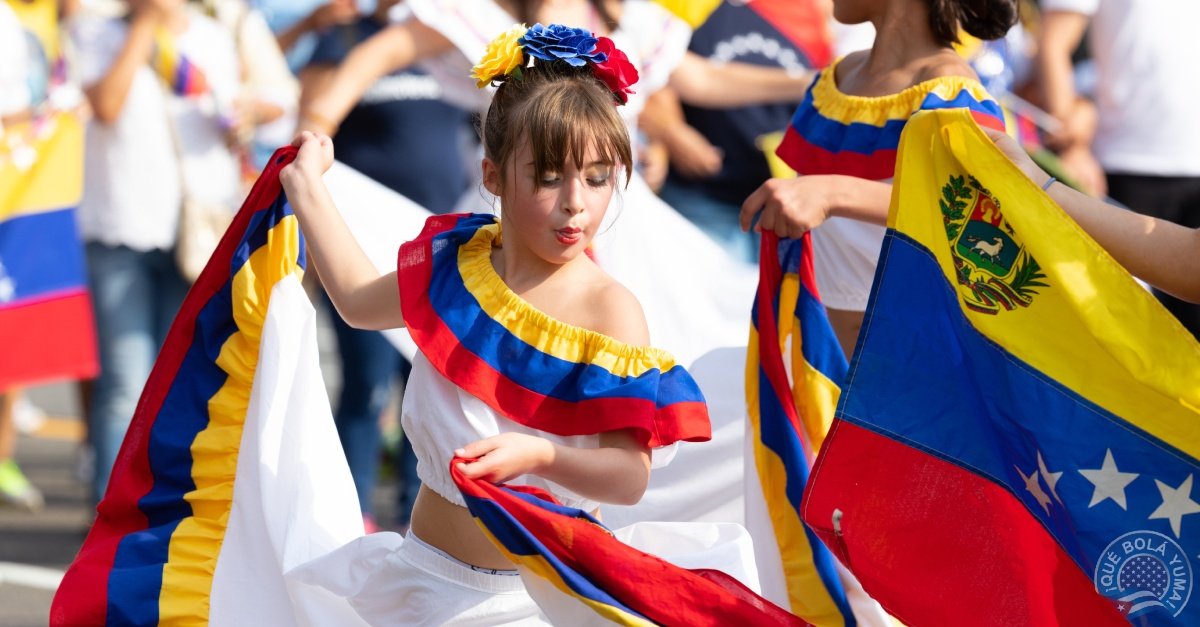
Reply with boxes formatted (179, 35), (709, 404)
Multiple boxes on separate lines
(982, 127), (1044, 181)
(283, 131), (334, 180)
(740, 176), (834, 239)
(454, 433), (555, 484)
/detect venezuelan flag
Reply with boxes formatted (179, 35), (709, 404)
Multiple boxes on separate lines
(745, 231), (856, 625)
(51, 148), (305, 625)
(397, 213), (711, 449)
(776, 61), (1005, 181)
(0, 112), (97, 388)
(802, 109), (1200, 625)
(151, 29), (209, 98)
(451, 456), (808, 626)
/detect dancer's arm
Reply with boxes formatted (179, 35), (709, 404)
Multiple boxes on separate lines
(669, 52), (814, 109)
(279, 132), (406, 329)
(985, 128), (1200, 304)
(298, 20), (453, 134)
(740, 175), (892, 238)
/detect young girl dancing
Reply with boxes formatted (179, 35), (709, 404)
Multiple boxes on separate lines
(280, 26), (713, 625)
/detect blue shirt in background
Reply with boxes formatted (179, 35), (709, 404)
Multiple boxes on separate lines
(307, 16), (471, 213)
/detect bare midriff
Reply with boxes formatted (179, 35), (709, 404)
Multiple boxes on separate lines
(409, 485), (514, 570)
(410, 483), (604, 571)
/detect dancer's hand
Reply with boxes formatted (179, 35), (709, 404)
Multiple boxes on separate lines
(982, 127), (1048, 186)
(455, 433), (555, 484)
(740, 176), (834, 238)
(282, 131), (334, 182)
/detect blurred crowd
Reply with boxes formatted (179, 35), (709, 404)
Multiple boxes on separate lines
(2, 0), (1196, 537)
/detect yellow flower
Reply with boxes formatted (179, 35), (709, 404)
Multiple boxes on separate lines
(471, 24), (528, 88)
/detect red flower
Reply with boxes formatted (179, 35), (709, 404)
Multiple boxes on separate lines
(590, 37), (638, 104)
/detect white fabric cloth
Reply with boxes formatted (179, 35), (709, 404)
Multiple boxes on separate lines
(1041, 0), (1200, 176)
(210, 275), (368, 626)
(69, 10), (241, 251)
(289, 524), (762, 627)
(401, 352), (603, 511)
(289, 533), (547, 627)
(811, 216), (887, 311)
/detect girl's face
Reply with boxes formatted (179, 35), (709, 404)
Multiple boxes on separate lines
(484, 138), (617, 266)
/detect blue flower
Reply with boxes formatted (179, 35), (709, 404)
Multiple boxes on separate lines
(518, 23), (607, 68)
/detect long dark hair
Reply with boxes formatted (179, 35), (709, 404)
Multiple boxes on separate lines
(927, 0), (1018, 46)
(509, 0), (619, 31)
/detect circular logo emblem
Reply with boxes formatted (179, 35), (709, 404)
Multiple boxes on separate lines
(1095, 530), (1192, 617)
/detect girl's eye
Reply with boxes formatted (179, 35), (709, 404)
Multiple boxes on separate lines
(539, 174), (561, 185)
(586, 169), (612, 187)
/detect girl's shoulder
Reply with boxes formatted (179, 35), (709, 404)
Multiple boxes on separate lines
(810, 52), (996, 126)
(911, 51), (980, 85)
(578, 269), (650, 348)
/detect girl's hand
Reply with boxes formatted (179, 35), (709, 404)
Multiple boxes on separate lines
(982, 127), (1048, 185)
(740, 176), (834, 238)
(454, 433), (555, 484)
(280, 131), (334, 187)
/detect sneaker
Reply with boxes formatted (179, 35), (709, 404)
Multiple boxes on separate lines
(0, 459), (45, 512)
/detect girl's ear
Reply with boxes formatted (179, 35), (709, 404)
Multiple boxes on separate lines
(482, 158), (502, 196)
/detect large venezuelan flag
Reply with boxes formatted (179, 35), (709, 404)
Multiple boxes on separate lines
(745, 231), (856, 625)
(451, 456), (808, 626)
(0, 112), (97, 388)
(802, 109), (1200, 625)
(51, 148), (309, 625)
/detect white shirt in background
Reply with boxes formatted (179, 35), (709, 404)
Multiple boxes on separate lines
(1041, 0), (1200, 176)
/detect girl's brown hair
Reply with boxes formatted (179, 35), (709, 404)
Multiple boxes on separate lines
(482, 62), (632, 191)
(928, 0), (1019, 46)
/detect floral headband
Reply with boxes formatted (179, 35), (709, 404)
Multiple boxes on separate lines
(471, 23), (639, 105)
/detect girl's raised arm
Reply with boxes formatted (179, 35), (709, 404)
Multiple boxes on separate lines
(280, 132), (407, 330)
(298, 19), (454, 134)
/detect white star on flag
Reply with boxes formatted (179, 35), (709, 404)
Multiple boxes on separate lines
(1149, 474), (1200, 538)
(1016, 465), (1052, 514)
(1037, 451), (1063, 504)
(1079, 449), (1138, 510)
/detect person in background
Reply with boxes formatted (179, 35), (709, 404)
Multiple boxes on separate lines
(299, 0), (470, 532)
(1036, 0), (1200, 339)
(70, 0), (242, 501)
